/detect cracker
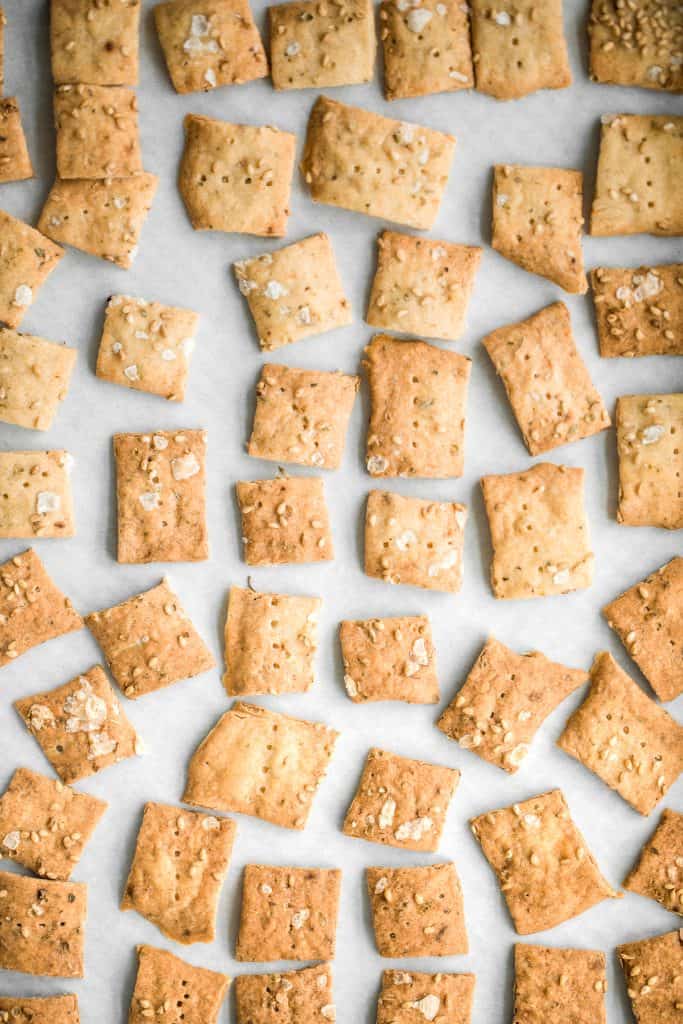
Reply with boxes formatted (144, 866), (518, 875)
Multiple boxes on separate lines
(223, 585), (321, 696)
(236, 864), (341, 962)
(492, 164), (587, 293)
(557, 651), (683, 816)
(377, 970), (475, 1024)
(340, 615), (439, 704)
(180, 114), (295, 237)
(54, 83), (141, 180)
(15, 665), (141, 785)
(129, 944), (230, 1024)
(122, 802), (236, 944)
(249, 364), (359, 469)
(367, 863), (467, 957)
(183, 702), (338, 830)
(588, 0), (683, 92)
(615, 393), (683, 529)
(470, 788), (619, 934)
(343, 747), (459, 852)
(483, 302), (610, 456)
(591, 264), (683, 358)
(154, 0), (268, 94)
(0, 767), (107, 881)
(0, 450), (75, 539)
(590, 115), (683, 236)
(0, 995), (80, 1024)
(624, 809), (683, 915)
(235, 964), (334, 1024)
(234, 233), (351, 351)
(114, 429), (208, 563)
(0, 211), (64, 330)
(618, 930), (683, 1024)
(236, 475), (333, 566)
(437, 637), (587, 773)
(301, 96), (456, 230)
(0, 871), (85, 977)
(603, 557), (683, 703)
(364, 490), (467, 593)
(270, 0), (375, 90)
(50, 0), (140, 86)
(0, 98), (33, 184)
(513, 944), (607, 1023)
(380, 0), (473, 100)
(0, 326), (76, 431)
(86, 577), (214, 699)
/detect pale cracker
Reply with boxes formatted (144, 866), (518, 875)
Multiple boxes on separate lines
(366, 863), (467, 957)
(589, 0), (683, 92)
(0, 210), (64, 330)
(624, 809), (683, 916)
(377, 970), (476, 1024)
(54, 83), (141, 179)
(129, 944), (230, 1024)
(380, 0), (473, 100)
(616, 393), (683, 529)
(50, 0), (141, 85)
(618, 930), (683, 1024)
(0, 98), (33, 184)
(270, 0), (375, 90)
(0, 450), (75, 539)
(0, 871), (86, 977)
(236, 475), (334, 566)
(591, 264), (683, 357)
(339, 614), (439, 704)
(235, 964), (334, 1024)
(0, 995), (80, 1024)
(513, 944), (607, 1024)
(0, 326), (76, 431)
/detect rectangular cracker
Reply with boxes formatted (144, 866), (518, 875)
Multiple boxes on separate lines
(513, 945), (607, 1023)
(122, 802), (236, 945)
(114, 429), (208, 563)
(0, 767), (107, 881)
(235, 963), (334, 1024)
(624, 809), (683, 916)
(0, 326), (76, 431)
(86, 577), (215, 699)
(236, 475), (333, 566)
(129, 944), (230, 1024)
(470, 788), (619, 934)
(437, 637), (587, 773)
(340, 615), (439, 704)
(0, 995), (80, 1024)
(223, 585), (321, 696)
(0, 871), (86, 977)
(616, 393), (683, 529)
(270, 0), (375, 90)
(301, 96), (456, 230)
(343, 747), (459, 852)
(0, 210), (64, 330)
(377, 970), (476, 1024)
(236, 864), (341, 961)
(15, 665), (142, 785)
(591, 264), (683, 357)
(0, 98), (33, 183)
(249, 364), (359, 469)
(0, 450), (75, 539)
(54, 83), (141, 179)
(618, 930), (683, 1024)
(557, 651), (683, 816)
(184, 702), (338, 830)
(50, 0), (140, 85)
(381, 0), (473, 100)
(590, 115), (683, 236)
(367, 863), (467, 957)
(589, 0), (683, 92)
(483, 302), (610, 456)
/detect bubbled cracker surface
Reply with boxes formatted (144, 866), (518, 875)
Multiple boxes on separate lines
(340, 615), (439, 703)
(270, 0), (375, 90)
(513, 944), (607, 1024)
(237, 475), (333, 566)
(0, 870), (86, 977)
(624, 809), (683, 916)
(367, 863), (468, 957)
(129, 944), (230, 1024)
(0, 210), (64, 330)
(615, 394), (683, 530)
(591, 264), (683, 357)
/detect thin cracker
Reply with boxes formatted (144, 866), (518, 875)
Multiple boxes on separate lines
(616, 393), (683, 529)
(513, 944), (607, 1023)
(617, 930), (683, 1024)
(367, 863), (467, 957)
(0, 995), (79, 1024)
(0, 210), (64, 330)
(624, 809), (683, 916)
(591, 264), (683, 357)
(0, 871), (86, 977)
(0, 327), (76, 431)
(0, 449), (75, 539)
(380, 0), (473, 100)
(340, 615), (439, 704)
(270, 0), (375, 90)
(237, 475), (334, 566)
(129, 944), (230, 1024)
(0, 98), (33, 184)
(54, 83), (141, 179)
(377, 970), (475, 1024)
(50, 0), (140, 85)
(589, 0), (683, 92)
(235, 963), (334, 1024)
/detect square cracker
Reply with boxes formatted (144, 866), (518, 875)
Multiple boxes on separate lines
(0, 871), (86, 977)
(249, 364), (359, 470)
(591, 264), (683, 358)
(0, 98), (33, 184)
(618, 930), (683, 1024)
(86, 577), (215, 699)
(234, 233), (351, 351)
(180, 114), (295, 237)
(0, 450), (75, 539)
(236, 864), (341, 962)
(301, 96), (456, 231)
(0, 327), (76, 431)
(340, 615), (439, 704)
(470, 788), (619, 934)
(183, 702), (338, 830)
(381, 0), (473, 100)
(54, 84), (141, 180)
(343, 747), (459, 852)
(0, 766), (107, 881)
(590, 115), (683, 236)
(367, 863), (467, 957)
(129, 944), (230, 1024)
(15, 665), (141, 785)
(437, 637), (587, 773)
(624, 809), (683, 915)
(366, 231), (481, 342)
(589, 0), (683, 92)
(603, 557), (683, 703)
(121, 802), (236, 944)
(236, 475), (334, 566)
(557, 651), (683, 816)
(513, 944), (607, 1024)
(223, 585), (321, 696)
(50, 0), (140, 85)
(0, 995), (80, 1024)
(270, 0), (375, 90)
(0, 211), (64, 330)
(114, 429), (208, 563)
(365, 489), (467, 593)
(235, 963), (334, 1024)
(492, 164), (587, 293)
(377, 970), (476, 1024)
(483, 302), (610, 456)
(364, 335), (471, 479)
(615, 393), (683, 529)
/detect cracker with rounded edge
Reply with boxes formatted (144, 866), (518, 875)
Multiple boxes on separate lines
(0, 327), (76, 431)
(0, 98), (33, 184)
(492, 164), (587, 293)
(270, 0), (375, 90)
(129, 944), (230, 1024)
(624, 809), (683, 915)
(236, 475), (334, 566)
(618, 930), (683, 1024)
(180, 114), (295, 237)
(367, 863), (467, 957)
(0, 211), (64, 330)
(591, 115), (683, 236)
(589, 0), (683, 92)
(0, 450), (75, 539)
(380, 0), (473, 100)
(121, 802), (236, 945)
(0, 767), (107, 881)
(483, 302), (610, 456)
(236, 864), (341, 962)
(0, 995), (80, 1024)
(340, 615), (439, 704)
(557, 651), (683, 816)
(50, 0), (140, 85)
(591, 264), (683, 358)
(0, 871), (86, 977)
(15, 665), (141, 785)
(54, 83), (141, 180)
(377, 970), (476, 1024)
(223, 585), (321, 696)
(235, 963), (334, 1024)
(470, 788), (620, 935)
(437, 637), (587, 773)
(343, 747), (460, 852)
(365, 490), (467, 593)
(184, 702), (338, 830)
(301, 96), (456, 231)
(616, 394), (683, 530)
(513, 944), (607, 1024)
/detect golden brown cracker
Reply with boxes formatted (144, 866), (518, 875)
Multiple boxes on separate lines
(380, 0), (473, 100)
(367, 863), (467, 957)
(589, 0), (683, 92)
(340, 615), (439, 704)
(0, 98), (33, 183)
(615, 393), (683, 529)
(237, 475), (334, 566)
(0, 326), (76, 432)
(624, 809), (683, 916)
(591, 264), (683, 357)
(50, 0), (141, 85)
(0, 450), (75, 539)
(235, 963), (334, 1024)
(513, 944), (607, 1024)
(54, 83), (141, 179)
(129, 944), (230, 1024)
(270, 0), (375, 90)
(0, 871), (86, 977)
(618, 930), (683, 1024)
(0, 210), (64, 330)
